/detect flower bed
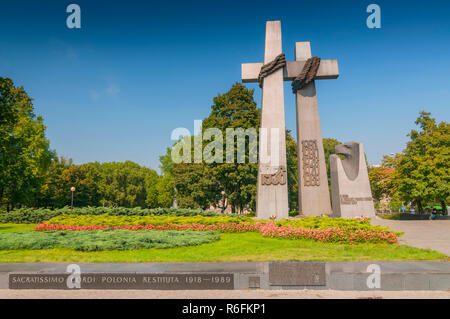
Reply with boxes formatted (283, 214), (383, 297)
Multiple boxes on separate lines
(259, 223), (399, 244)
(35, 222), (400, 244)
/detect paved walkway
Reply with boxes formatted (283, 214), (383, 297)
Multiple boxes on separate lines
(371, 217), (450, 256)
(0, 289), (449, 299)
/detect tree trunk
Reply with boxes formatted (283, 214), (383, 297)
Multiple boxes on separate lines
(441, 200), (447, 216)
(417, 200), (423, 214)
(221, 194), (226, 213)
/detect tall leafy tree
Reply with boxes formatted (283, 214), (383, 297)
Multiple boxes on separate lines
(169, 83), (300, 212)
(172, 162), (217, 209)
(0, 77), (55, 210)
(201, 82), (260, 213)
(97, 161), (156, 207)
(397, 111), (449, 213)
(323, 138), (342, 191)
(35, 156), (73, 207)
(51, 163), (101, 207)
(368, 154), (403, 210)
(286, 131), (298, 211)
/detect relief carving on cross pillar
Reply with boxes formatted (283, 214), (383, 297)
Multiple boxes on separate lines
(301, 140), (320, 187)
(261, 166), (287, 186)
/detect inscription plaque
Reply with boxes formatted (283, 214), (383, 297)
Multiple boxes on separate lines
(301, 140), (320, 187)
(269, 261), (326, 286)
(260, 166), (287, 185)
(9, 273), (234, 290)
(248, 276), (260, 289)
(340, 194), (373, 205)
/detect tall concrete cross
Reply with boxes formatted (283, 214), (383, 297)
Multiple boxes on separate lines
(241, 21), (289, 220)
(242, 21), (339, 218)
(293, 42), (339, 217)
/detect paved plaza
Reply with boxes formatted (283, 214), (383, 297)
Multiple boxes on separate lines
(371, 217), (450, 256)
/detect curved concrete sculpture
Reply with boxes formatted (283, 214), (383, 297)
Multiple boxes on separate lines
(330, 141), (375, 218)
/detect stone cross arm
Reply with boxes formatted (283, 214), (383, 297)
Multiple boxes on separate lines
(241, 59), (339, 83)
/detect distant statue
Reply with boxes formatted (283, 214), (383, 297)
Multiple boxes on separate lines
(330, 141), (375, 218)
(172, 187), (178, 208)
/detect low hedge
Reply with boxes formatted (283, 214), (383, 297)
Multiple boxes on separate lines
(0, 230), (219, 251)
(277, 216), (369, 228)
(45, 214), (254, 226)
(289, 210), (299, 217)
(379, 213), (401, 220)
(0, 207), (242, 224)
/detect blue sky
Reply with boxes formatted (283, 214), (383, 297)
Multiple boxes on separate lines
(1, 0), (449, 171)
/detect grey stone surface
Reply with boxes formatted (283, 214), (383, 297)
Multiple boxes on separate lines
(269, 261), (325, 286)
(371, 217), (450, 256)
(9, 273), (235, 290)
(0, 262), (266, 274)
(429, 275), (450, 290)
(330, 141), (376, 218)
(248, 276), (260, 288)
(327, 273), (355, 290)
(1, 261), (449, 290)
(403, 274), (431, 290)
(241, 21), (289, 220)
(295, 42), (337, 217)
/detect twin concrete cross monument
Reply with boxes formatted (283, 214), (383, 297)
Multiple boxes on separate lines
(241, 21), (375, 220)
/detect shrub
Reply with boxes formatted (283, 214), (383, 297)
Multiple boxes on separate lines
(0, 208), (60, 224)
(277, 216), (383, 230)
(45, 214), (254, 226)
(0, 230), (219, 251)
(379, 213), (401, 220)
(0, 207), (242, 224)
(289, 210), (299, 217)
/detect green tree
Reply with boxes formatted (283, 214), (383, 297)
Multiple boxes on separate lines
(172, 163), (217, 209)
(323, 138), (342, 190)
(35, 156), (73, 207)
(396, 111), (449, 213)
(98, 161), (156, 207)
(145, 171), (160, 208)
(51, 163), (101, 207)
(155, 175), (175, 207)
(0, 77), (55, 210)
(201, 82), (260, 213)
(286, 131), (298, 211)
(166, 83), (334, 212)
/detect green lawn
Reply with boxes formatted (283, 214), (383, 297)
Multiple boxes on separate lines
(0, 223), (37, 232)
(0, 224), (446, 262)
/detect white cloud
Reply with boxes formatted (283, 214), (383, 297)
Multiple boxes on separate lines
(90, 83), (120, 101)
(90, 90), (99, 101)
(104, 84), (120, 96)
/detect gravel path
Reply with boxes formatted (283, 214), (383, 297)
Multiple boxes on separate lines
(371, 217), (450, 256)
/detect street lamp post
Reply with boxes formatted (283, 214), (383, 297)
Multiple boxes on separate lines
(70, 187), (76, 209)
